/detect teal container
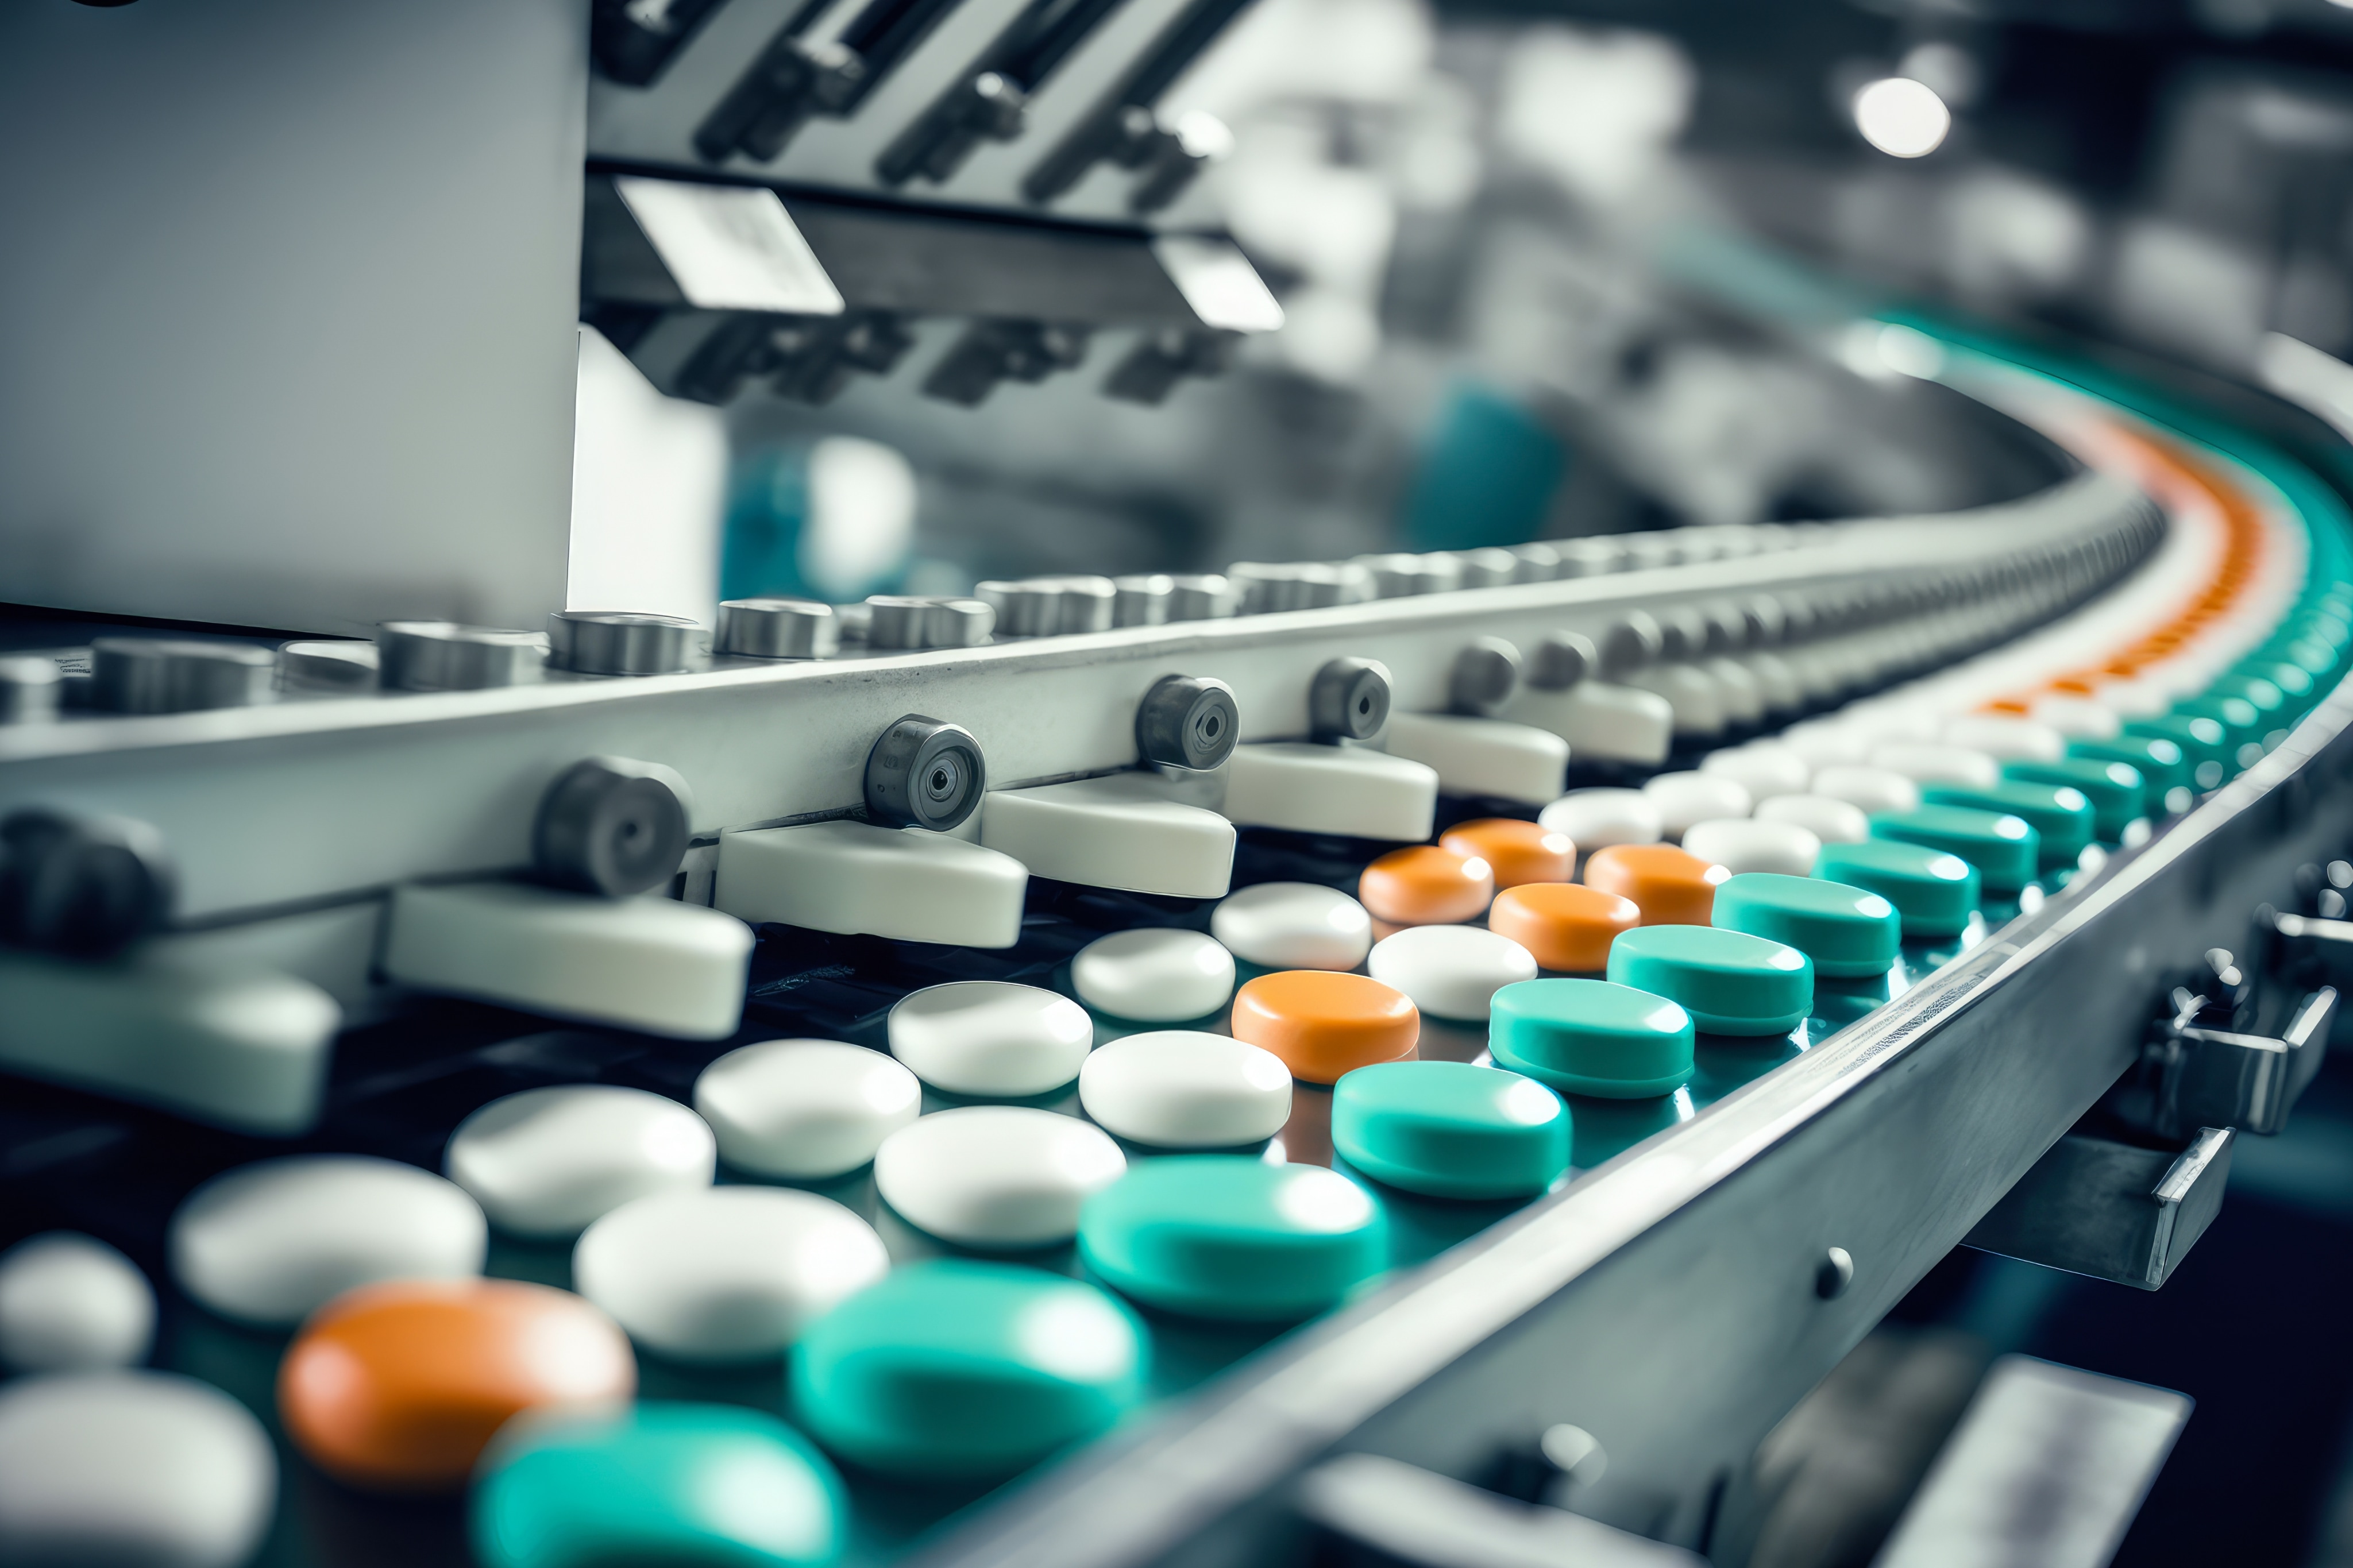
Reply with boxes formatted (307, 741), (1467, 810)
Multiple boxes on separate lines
(1869, 805), (2039, 895)
(2067, 735), (2186, 798)
(1488, 978), (1695, 1098)
(2003, 758), (2144, 840)
(1606, 925), (1812, 1036)
(790, 1262), (1145, 1476)
(1919, 782), (2092, 869)
(473, 1403), (845, 1568)
(1814, 837), (1979, 940)
(1330, 1061), (1569, 1199)
(1078, 1157), (1387, 1321)
(1711, 872), (1900, 979)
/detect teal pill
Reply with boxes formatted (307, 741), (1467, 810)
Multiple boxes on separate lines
(1870, 805), (2038, 895)
(1812, 840), (1979, 939)
(1077, 1156), (1386, 1321)
(2125, 715), (2227, 774)
(1710, 872), (1900, 979)
(1488, 978), (1695, 1098)
(2003, 758), (2144, 840)
(473, 1403), (844, 1568)
(1919, 782), (2090, 870)
(2210, 674), (2286, 723)
(790, 1262), (1145, 1476)
(2242, 661), (2314, 707)
(2067, 735), (2185, 798)
(2172, 694), (2261, 752)
(1330, 1060), (1569, 1199)
(1605, 924), (1812, 1036)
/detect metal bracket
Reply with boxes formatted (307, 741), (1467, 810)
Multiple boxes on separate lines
(1963, 1127), (2233, 1291)
(2106, 979), (2335, 1140)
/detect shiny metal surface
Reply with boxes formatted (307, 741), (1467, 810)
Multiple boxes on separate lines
(0, 654), (62, 723)
(276, 639), (381, 691)
(90, 637), (273, 714)
(715, 597), (839, 659)
(377, 620), (547, 692)
(547, 609), (700, 675)
(1962, 1128), (2234, 1291)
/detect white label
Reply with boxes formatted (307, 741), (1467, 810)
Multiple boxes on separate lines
(615, 176), (845, 317)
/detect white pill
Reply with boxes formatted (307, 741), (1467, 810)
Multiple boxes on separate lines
(1681, 818), (1823, 878)
(1367, 925), (1537, 1021)
(888, 982), (1094, 1096)
(1071, 928), (1236, 1021)
(0, 1372), (275, 1568)
(693, 1039), (920, 1179)
(1210, 883), (1374, 970)
(1644, 771), (1753, 836)
(1780, 723), (1872, 768)
(0, 1235), (154, 1373)
(1868, 741), (2001, 789)
(573, 1187), (888, 1362)
(2028, 695), (2122, 739)
(1699, 743), (1810, 802)
(1077, 1032), (1293, 1147)
(1756, 794), (1872, 845)
(445, 1085), (716, 1238)
(1809, 765), (1923, 816)
(1536, 789), (1662, 848)
(1941, 713), (2067, 762)
(169, 1154), (485, 1327)
(873, 1107), (1126, 1248)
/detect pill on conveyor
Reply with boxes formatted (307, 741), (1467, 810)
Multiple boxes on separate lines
(1330, 1061), (1569, 1199)
(1699, 743), (1811, 802)
(887, 981), (1093, 1096)
(446, 1086), (716, 1239)
(1077, 1157), (1387, 1320)
(280, 1279), (636, 1491)
(1941, 713), (2066, 761)
(1230, 971), (1420, 1084)
(792, 1261), (1145, 1475)
(1807, 765), (1922, 817)
(1920, 782), (2092, 870)
(1367, 926), (1537, 1020)
(1381, 712), (1570, 805)
(1711, 872), (1899, 979)
(1210, 882), (1375, 970)
(1358, 845), (1496, 926)
(1486, 883), (1640, 972)
(1222, 743), (1440, 842)
(1438, 818), (1574, 887)
(1680, 818), (1823, 878)
(0, 1372), (275, 1568)
(1755, 793), (1872, 844)
(2069, 735), (2186, 797)
(1866, 741), (2001, 789)
(978, 775), (1237, 899)
(693, 1039), (922, 1179)
(381, 883), (754, 1040)
(2003, 758), (2145, 840)
(1606, 925), (1812, 1036)
(1642, 771), (1753, 836)
(1071, 928), (1237, 1022)
(1870, 805), (2039, 896)
(1781, 723), (1873, 767)
(716, 821), (1029, 948)
(1077, 1031), (1293, 1147)
(1537, 788), (1664, 848)
(1812, 840), (1980, 939)
(1582, 844), (1729, 926)
(170, 1154), (487, 1327)
(474, 1403), (844, 1568)
(873, 1107), (1126, 1248)
(1488, 978), (1695, 1097)
(573, 1188), (888, 1362)
(0, 1234), (153, 1373)
(2027, 694), (2121, 739)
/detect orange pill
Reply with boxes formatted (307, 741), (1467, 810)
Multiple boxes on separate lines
(1231, 970), (1419, 1084)
(1358, 845), (1495, 926)
(1438, 819), (1574, 889)
(1488, 883), (1640, 972)
(279, 1279), (635, 1491)
(1582, 843), (1729, 926)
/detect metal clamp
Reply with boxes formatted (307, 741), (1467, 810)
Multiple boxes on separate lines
(2106, 963), (2335, 1138)
(1963, 1127), (2233, 1291)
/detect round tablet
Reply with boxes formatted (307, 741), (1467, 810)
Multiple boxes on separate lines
(693, 1039), (920, 1179)
(1077, 1031), (1292, 1148)
(1870, 805), (2038, 895)
(1077, 1157), (1386, 1320)
(446, 1086), (716, 1239)
(1699, 743), (1810, 802)
(1357, 845), (1495, 926)
(886, 982), (1094, 1096)
(1582, 844), (1730, 926)
(1642, 771), (1752, 836)
(1711, 872), (1899, 979)
(1330, 1061), (1568, 1199)
(280, 1279), (636, 1491)
(1681, 818), (1822, 878)
(1229, 971), (1419, 1084)
(2005, 758), (2145, 840)
(0, 1372), (275, 1568)
(1756, 793), (1871, 845)
(1606, 925), (1812, 1036)
(791, 1261), (1145, 1476)
(1438, 819), (1573, 887)
(171, 1154), (487, 1327)
(1808, 765), (1921, 817)
(475, 1403), (844, 1568)
(1812, 840), (1980, 938)
(1367, 925), (1537, 1020)
(873, 1107), (1126, 1248)
(1488, 978), (1695, 1098)
(0, 1233), (154, 1372)
(1536, 789), (1662, 848)
(1209, 883), (1374, 970)
(1920, 782), (2091, 870)
(573, 1188), (889, 1362)
(1487, 883), (1640, 972)
(1071, 928), (1236, 1022)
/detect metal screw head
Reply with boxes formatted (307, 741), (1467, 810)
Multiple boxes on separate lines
(1529, 632), (1595, 692)
(277, 640), (380, 692)
(547, 611), (699, 676)
(91, 637), (273, 715)
(1309, 657), (1391, 742)
(1449, 639), (1522, 717)
(716, 598), (837, 660)
(1137, 675), (1240, 770)
(533, 757), (695, 897)
(1816, 1246), (1855, 1300)
(865, 715), (987, 831)
(0, 809), (176, 957)
(378, 622), (546, 691)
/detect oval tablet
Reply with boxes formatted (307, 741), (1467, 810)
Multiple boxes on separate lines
(873, 1108), (1126, 1248)
(1756, 793), (1871, 845)
(1642, 771), (1752, 836)
(1536, 789), (1662, 848)
(0, 1233), (155, 1372)
(1488, 978), (1695, 1098)
(1711, 872), (1899, 979)
(1680, 818), (1822, 878)
(1808, 765), (1922, 817)
(1583, 843), (1729, 926)
(1070, 928), (1236, 1022)
(1230, 971), (1419, 1084)
(1209, 882), (1374, 970)
(2005, 758), (2144, 840)
(886, 982), (1093, 1096)
(694, 1039), (920, 1179)
(1330, 1061), (1569, 1199)
(1812, 840), (1979, 939)
(1606, 925), (1812, 1036)
(1357, 845), (1495, 926)
(1438, 819), (1573, 887)
(1870, 805), (2038, 895)
(1920, 782), (2091, 869)
(1077, 1031), (1292, 1148)
(1078, 1157), (1386, 1320)
(1487, 883), (1640, 972)
(1868, 741), (2001, 789)
(1367, 925), (1536, 1021)
(1699, 743), (1810, 802)
(446, 1086), (716, 1239)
